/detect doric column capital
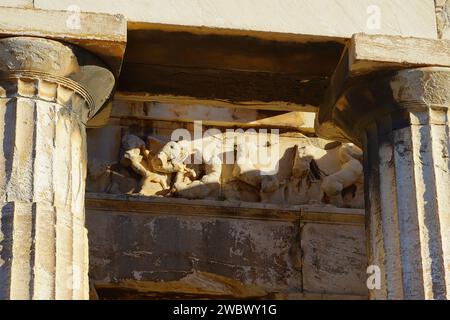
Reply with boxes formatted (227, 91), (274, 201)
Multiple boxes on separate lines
(0, 36), (115, 124)
(316, 67), (450, 146)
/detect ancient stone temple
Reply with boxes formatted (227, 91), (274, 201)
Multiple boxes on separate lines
(0, 0), (448, 300)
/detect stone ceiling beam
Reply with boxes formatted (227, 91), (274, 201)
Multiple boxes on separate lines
(34, 0), (438, 40)
(115, 29), (342, 111)
(111, 100), (316, 133)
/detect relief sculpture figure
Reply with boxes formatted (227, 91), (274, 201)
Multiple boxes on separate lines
(121, 134), (172, 196)
(87, 133), (364, 208)
(321, 143), (363, 207)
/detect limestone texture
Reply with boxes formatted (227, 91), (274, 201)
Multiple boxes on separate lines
(85, 194), (366, 298)
(0, 37), (115, 299)
(87, 123), (364, 209)
(318, 67), (450, 299)
(34, 0), (437, 39)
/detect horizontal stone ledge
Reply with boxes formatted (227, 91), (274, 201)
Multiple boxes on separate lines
(85, 193), (365, 225)
(348, 34), (450, 76)
(1, 1), (33, 8)
(93, 272), (269, 300)
(34, 0), (437, 40)
(0, 6), (127, 78)
(114, 93), (318, 113)
(110, 100), (316, 132)
(92, 280), (368, 300)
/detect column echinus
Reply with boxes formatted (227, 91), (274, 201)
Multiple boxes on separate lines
(0, 37), (115, 299)
(316, 34), (450, 300)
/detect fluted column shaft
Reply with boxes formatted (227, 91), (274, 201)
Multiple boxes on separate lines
(363, 105), (450, 299)
(318, 67), (450, 299)
(0, 37), (114, 300)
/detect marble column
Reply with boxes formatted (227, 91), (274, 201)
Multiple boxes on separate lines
(0, 37), (114, 299)
(318, 67), (450, 299)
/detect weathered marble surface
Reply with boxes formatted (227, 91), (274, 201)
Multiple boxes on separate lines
(0, 37), (116, 300)
(86, 194), (367, 298)
(302, 223), (367, 295)
(112, 101), (316, 132)
(87, 124), (364, 209)
(0, 0), (32, 7)
(34, 0), (437, 39)
(318, 65), (450, 299)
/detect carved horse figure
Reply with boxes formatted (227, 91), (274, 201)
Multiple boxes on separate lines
(120, 134), (172, 196)
(288, 142), (363, 207)
(230, 140), (364, 208)
(155, 138), (222, 199)
(320, 143), (363, 207)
